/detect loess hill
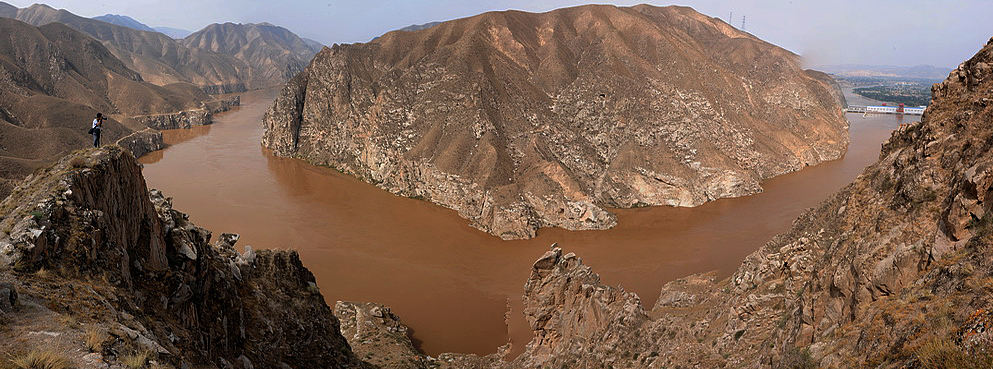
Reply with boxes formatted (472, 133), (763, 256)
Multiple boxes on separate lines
(0, 2), (322, 93)
(0, 17), (237, 200)
(263, 4), (849, 239)
(1, 2), (248, 93)
(182, 22), (323, 91)
(0, 3), (321, 201)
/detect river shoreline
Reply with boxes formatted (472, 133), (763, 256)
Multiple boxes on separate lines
(138, 89), (906, 356)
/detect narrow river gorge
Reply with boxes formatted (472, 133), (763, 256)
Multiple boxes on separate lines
(138, 88), (908, 357)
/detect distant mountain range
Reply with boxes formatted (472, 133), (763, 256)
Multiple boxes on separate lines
(396, 21), (441, 32)
(371, 21), (442, 41)
(91, 13), (155, 32)
(153, 26), (192, 39)
(0, 2), (321, 92)
(813, 64), (952, 79)
(89, 12), (326, 87)
(91, 14), (194, 39)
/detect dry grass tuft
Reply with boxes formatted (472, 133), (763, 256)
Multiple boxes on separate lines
(120, 350), (152, 369)
(33, 268), (50, 279)
(916, 337), (993, 369)
(56, 314), (79, 329)
(8, 350), (70, 369)
(84, 325), (108, 353)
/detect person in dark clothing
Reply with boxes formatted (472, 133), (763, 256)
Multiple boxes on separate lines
(91, 113), (105, 147)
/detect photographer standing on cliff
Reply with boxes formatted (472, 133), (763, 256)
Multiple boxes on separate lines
(89, 113), (105, 147)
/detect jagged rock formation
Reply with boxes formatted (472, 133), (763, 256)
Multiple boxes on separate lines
(263, 4), (848, 239)
(0, 146), (361, 368)
(182, 22), (323, 89)
(0, 18), (237, 200)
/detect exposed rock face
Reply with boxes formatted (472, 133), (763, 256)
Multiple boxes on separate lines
(116, 128), (166, 159)
(133, 96), (241, 130)
(263, 4), (848, 239)
(0, 146), (360, 368)
(182, 22), (323, 89)
(517, 247), (649, 367)
(335, 301), (428, 369)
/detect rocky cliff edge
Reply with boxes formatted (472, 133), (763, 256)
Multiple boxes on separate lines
(0, 146), (361, 368)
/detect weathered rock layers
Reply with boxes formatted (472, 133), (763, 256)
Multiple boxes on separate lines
(0, 147), (358, 368)
(263, 4), (848, 239)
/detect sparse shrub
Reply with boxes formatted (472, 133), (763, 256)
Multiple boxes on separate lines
(775, 347), (816, 369)
(777, 312), (791, 328)
(733, 329), (745, 340)
(8, 350), (70, 369)
(84, 326), (108, 352)
(69, 157), (86, 168)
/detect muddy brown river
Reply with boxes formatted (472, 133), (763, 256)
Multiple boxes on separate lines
(138, 89), (909, 357)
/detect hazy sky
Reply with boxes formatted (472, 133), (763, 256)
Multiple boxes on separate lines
(6, 0), (992, 68)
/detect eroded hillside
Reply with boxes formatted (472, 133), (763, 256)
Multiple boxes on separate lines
(263, 4), (848, 239)
(0, 18), (237, 200)
(422, 36), (993, 369)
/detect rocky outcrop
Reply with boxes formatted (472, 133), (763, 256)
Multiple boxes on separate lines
(517, 246), (649, 367)
(115, 128), (165, 159)
(132, 96), (241, 130)
(335, 301), (428, 369)
(263, 4), (848, 239)
(134, 110), (211, 130)
(0, 146), (360, 368)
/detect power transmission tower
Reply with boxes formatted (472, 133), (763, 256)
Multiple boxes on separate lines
(741, 15), (746, 30)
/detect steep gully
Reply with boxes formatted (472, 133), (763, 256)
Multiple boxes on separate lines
(138, 88), (905, 356)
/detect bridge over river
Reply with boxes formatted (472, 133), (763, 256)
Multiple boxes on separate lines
(846, 104), (925, 115)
